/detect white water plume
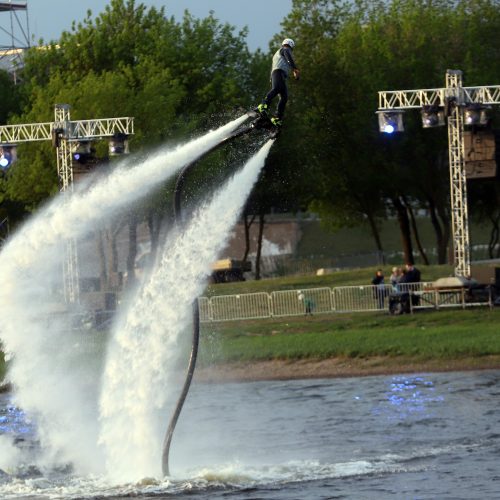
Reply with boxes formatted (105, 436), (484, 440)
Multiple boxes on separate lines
(0, 115), (249, 473)
(8, 114), (249, 254)
(99, 139), (275, 482)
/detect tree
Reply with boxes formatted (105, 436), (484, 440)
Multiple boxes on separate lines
(279, 0), (500, 265)
(241, 148), (304, 279)
(0, 70), (20, 124)
(1, 0), (269, 279)
(10, 0), (258, 209)
(468, 177), (500, 259)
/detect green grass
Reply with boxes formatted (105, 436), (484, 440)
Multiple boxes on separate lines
(200, 265), (500, 370)
(0, 266), (496, 380)
(199, 308), (500, 366)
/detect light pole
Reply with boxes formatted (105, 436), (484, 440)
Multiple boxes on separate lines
(0, 104), (134, 303)
(377, 69), (500, 279)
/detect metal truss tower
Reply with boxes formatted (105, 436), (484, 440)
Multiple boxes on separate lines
(378, 69), (500, 278)
(0, 104), (134, 304)
(54, 104), (79, 304)
(445, 71), (470, 279)
(0, 1), (30, 81)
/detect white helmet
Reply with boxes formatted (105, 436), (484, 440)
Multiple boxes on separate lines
(282, 38), (295, 49)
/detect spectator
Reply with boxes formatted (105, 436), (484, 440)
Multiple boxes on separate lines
(298, 291), (315, 316)
(402, 263), (421, 284)
(304, 296), (315, 315)
(390, 266), (402, 291)
(400, 263), (421, 306)
(371, 269), (386, 309)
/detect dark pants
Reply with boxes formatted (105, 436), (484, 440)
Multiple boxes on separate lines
(389, 293), (411, 315)
(263, 70), (288, 119)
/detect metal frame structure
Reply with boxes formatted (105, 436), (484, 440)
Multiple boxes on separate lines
(0, 104), (134, 303)
(378, 69), (500, 278)
(0, 1), (29, 48)
(0, 1), (29, 81)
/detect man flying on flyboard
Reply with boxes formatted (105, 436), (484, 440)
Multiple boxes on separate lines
(256, 38), (300, 128)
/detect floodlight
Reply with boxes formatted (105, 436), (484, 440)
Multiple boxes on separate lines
(0, 144), (17, 170)
(109, 133), (129, 156)
(71, 140), (94, 164)
(464, 103), (489, 126)
(421, 105), (445, 128)
(376, 110), (405, 134)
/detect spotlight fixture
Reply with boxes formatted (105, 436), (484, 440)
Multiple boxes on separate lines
(0, 144), (17, 170)
(71, 140), (94, 164)
(109, 133), (129, 156)
(376, 110), (405, 134)
(421, 105), (445, 128)
(464, 103), (489, 126)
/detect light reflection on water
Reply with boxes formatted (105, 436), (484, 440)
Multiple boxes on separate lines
(0, 402), (34, 437)
(380, 375), (445, 422)
(0, 369), (498, 499)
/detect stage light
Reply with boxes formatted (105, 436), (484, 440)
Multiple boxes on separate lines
(421, 105), (445, 128)
(0, 144), (17, 170)
(109, 133), (129, 156)
(376, 110), (405, 134)
(464, 103), (489, 126)
(71, 140), (94, 164)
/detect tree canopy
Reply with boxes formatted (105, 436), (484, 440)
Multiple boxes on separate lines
(1, 0), (500, 265)
(280, 0), (500, 263)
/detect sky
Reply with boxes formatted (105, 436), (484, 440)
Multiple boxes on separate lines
(2, 0), (293, 52)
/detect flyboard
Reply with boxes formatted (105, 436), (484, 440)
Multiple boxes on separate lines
(217, 109), (281, 144)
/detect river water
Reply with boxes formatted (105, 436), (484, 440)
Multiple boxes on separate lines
(0, 369), (498, 499)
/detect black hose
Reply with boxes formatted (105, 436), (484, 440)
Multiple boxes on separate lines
(161, 299), (200, 477)
(161, 155), (202, 477)
(161, 115), (258, 476)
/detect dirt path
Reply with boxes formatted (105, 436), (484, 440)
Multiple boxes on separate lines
(194, 355), (500, 383)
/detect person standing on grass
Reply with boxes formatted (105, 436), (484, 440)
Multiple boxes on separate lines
(400, 263), (421, 306)
(390, 266), (402, 291)
(371, 269), (386, 309)
(403, 263), (421, 283)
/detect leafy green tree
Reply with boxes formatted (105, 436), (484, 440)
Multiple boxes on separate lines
(468, 177), (500, 259)
(0, 0), (271, 290)
(0, 70), (20, 124)
(280, 0), (500, 265)
(6, 0), (257, 211)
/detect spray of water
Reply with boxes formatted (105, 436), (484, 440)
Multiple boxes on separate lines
(15, 114), (249, 248)
(99, 139), (275, 482)
(0, 115), (249, 473)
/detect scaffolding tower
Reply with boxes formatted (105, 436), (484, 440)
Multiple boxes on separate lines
(378, 69), (500, 278)
(0, 105), (134, 303)
(0, 1), (29, 80)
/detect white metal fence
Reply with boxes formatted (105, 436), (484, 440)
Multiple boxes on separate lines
(199, 282), (494, 323)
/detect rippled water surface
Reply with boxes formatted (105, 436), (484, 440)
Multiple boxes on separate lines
(0, 369), (499, 499)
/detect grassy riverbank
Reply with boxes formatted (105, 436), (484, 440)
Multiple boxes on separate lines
(1, 264), (498, 383)
(197, 307), (500, 380)
(193, 263), (500, 379)
(2, 307), (497, 384)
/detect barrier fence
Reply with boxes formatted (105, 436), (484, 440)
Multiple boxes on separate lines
(199, 282), (495, 323)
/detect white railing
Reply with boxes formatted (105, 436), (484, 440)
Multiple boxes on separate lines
(210, 292), (271, 321)
(199, 282), (493, 322)
(270, 288), (333, 317)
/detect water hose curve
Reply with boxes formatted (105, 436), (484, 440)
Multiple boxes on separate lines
(161, 114), (259, 476)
